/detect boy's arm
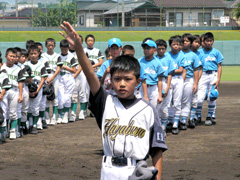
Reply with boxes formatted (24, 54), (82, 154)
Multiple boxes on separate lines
(141, 80), (148, 101)
(174, 67), (183, 74)
(0, 89), (6, 101)
(157, 76), (163, 104)
(62, 65), (76, 74)
(100, 67), (110, 85)
(199, 67), (203, 79)
(18, 82), (23, 103)
(164, 74), (172, 97)
(47, 66), (60, 85)
(152, 149), (163, 180)
(182, 69), (187, 81)
(59, 21), (100, 96)
(193, 68), (199, 94)
(214, 63), (222, 89)
(92, 58), (103, 69)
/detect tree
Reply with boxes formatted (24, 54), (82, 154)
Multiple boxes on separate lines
(234, 2), (240, 20)
(31, 0), (78, 27)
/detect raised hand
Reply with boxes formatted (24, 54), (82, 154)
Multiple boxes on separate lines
(59, 21), (82, 48)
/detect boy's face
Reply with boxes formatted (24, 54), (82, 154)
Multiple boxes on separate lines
(6, 52), (16, 67)
(143, 45), (155, 59)
(86, 37), (95, 49)
(157, 46), (166, 57)
(38, 45), (43, 54)
(182, 37), (191, 51)
(204, 38), (214, 50)
(170, 41), (179, 54)
(46, 41), (56, 52)
(106, 52), (112, 60)
(191, 39), (201, 51)
(60, 47), (69, 55)
(16, 52), (21, 64)
(123, 49), (135, 57)
(29, 49), (40, 63)
(111, 70), (140, 99)
(110, 45), (122, 60)
(19, 55), (26, 64)
(201, 37), (205, 48)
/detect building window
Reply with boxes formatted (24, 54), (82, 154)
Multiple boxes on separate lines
(169, 12), (183, 27)
(94, 15), (103, 25)
(198, 13), (211, 26)
(212, 9), (224, 19)
(79, 15), (84, 25)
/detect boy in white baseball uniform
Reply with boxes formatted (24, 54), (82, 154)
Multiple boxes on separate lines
(197, 32), (223, 126)
(57, 39), (77, 124)
(2, 48), (25, 140)
(42, 38), (63, 126)
(25, 45), (48, 134)
(155, 39), (176, 133)
(59, 22), (167, 180)
(180, 33), (201, 129)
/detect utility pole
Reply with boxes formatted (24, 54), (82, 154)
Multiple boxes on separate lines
(203, 0), (205, 26)
(16, 0), (18, 17)
(122, 0), (125, 27)
(117, 0), (119, 27)
(160, 0), (162, 27)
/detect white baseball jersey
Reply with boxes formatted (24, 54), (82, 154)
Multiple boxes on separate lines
(89, 86), (167, 160)
(84, 47), (104, 73)
(42, 52), (63, 72)
(1, 64), (26, 87)
(24, 61), (48, 82)
(60, 52), (78, 74)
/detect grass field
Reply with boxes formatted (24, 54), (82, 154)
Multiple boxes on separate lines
(221, 66), (240, 81)
(1, 30), (240, 42)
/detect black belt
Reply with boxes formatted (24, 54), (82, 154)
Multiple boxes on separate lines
(205, 70), (217, 74)
(103, 156), (138, 167)
(147, 84), (156, 87)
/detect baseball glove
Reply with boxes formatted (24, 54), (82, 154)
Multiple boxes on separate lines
(42, 83), (51, 95)
(28, 82), (38, 98)
(128, 160), (158, 180)
(46, 83), (55, 101)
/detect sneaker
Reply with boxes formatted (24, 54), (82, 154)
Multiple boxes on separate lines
(212, 113), (216, 119)
(9, 130), (17, 140)
(46, 118), (51, 125)
(79, 110), (85, 120)
(62, 117), (68, 124)
(188, 119), (195, 129)
(205, 119), (212, 126)
(49, 117), (57, 126)
(211, 118), (216, 125)
(69, 113), (76, 122)
(30, 127), (38, 134)
(42, 120), (48, 129)
(16, 127), (22, 138)
(57, 117), (62, 124)
(179, 123), (187, 130)
(166, 122), (173, 132)
(194, 118), (198, 126)
(37, 118), (43, 130)
(84, 110), (88, 117)
(197, 116), (202, 124)
(0, 134), (6, 144)
(172, 127), (179, 135)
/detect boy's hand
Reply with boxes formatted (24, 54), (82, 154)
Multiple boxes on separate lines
(18, 96), (23, 103)
(0, 94), (3, 101)
(192, 83), (198, 94)
(143, 96), (149, 102)
(59, 21), (82, 48)
(106, 67), (110, 73)
(213, 80), (220, 89)
(163, 88), (169, 97)
(157, 96), (163, 104)
(47, 78), (52, 85)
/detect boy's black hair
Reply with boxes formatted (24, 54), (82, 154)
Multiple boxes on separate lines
(26, 40), (35, 50)
(142, 37), (154, 44)
(6, 48), (16, 56)
(45, 38), (56, 46)
(79, 34), (83, 43)
(0, 51), (2, 63)
(105, 48), (110, 57)
(35, 42), (43, 48)
(60, 39), (69, 48)
(13, 47), (22, 55)
(28, 44), (40, 54)
(122, 45), (135, 54)
(168, 35), (181, 46)
(155, 39), (168, 48)
(110, 55), (140, 79)
(21, 49), (28, 56)
(193, 35), (201, 43)
(204, 32), (214, 41)
(85, 34), (95, 42)
(181, 33), (194, 44)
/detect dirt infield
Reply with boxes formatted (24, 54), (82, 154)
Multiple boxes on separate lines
(1, 82), (239, 180)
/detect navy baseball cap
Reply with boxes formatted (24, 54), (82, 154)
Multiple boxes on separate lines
(108, 38), (122, 48)
(210, 85), (219, 101)
(141, 40), (157, 49)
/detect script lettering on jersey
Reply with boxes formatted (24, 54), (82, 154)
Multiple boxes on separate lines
(103, 118), (146, 141)
(89, 55), (98, 61)
(205, 56), (216, 62)
(8, 74), (18, 81)
(33, 71), (41, 76)
(49, 60), (56, 65)
(63, 61), (71, 67)
(145, 67), (156, 75)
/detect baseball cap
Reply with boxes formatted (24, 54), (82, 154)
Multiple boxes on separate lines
(108, 38), (122, 48)
(141, 40), (157, 49)
(210, 85), (219, 101)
